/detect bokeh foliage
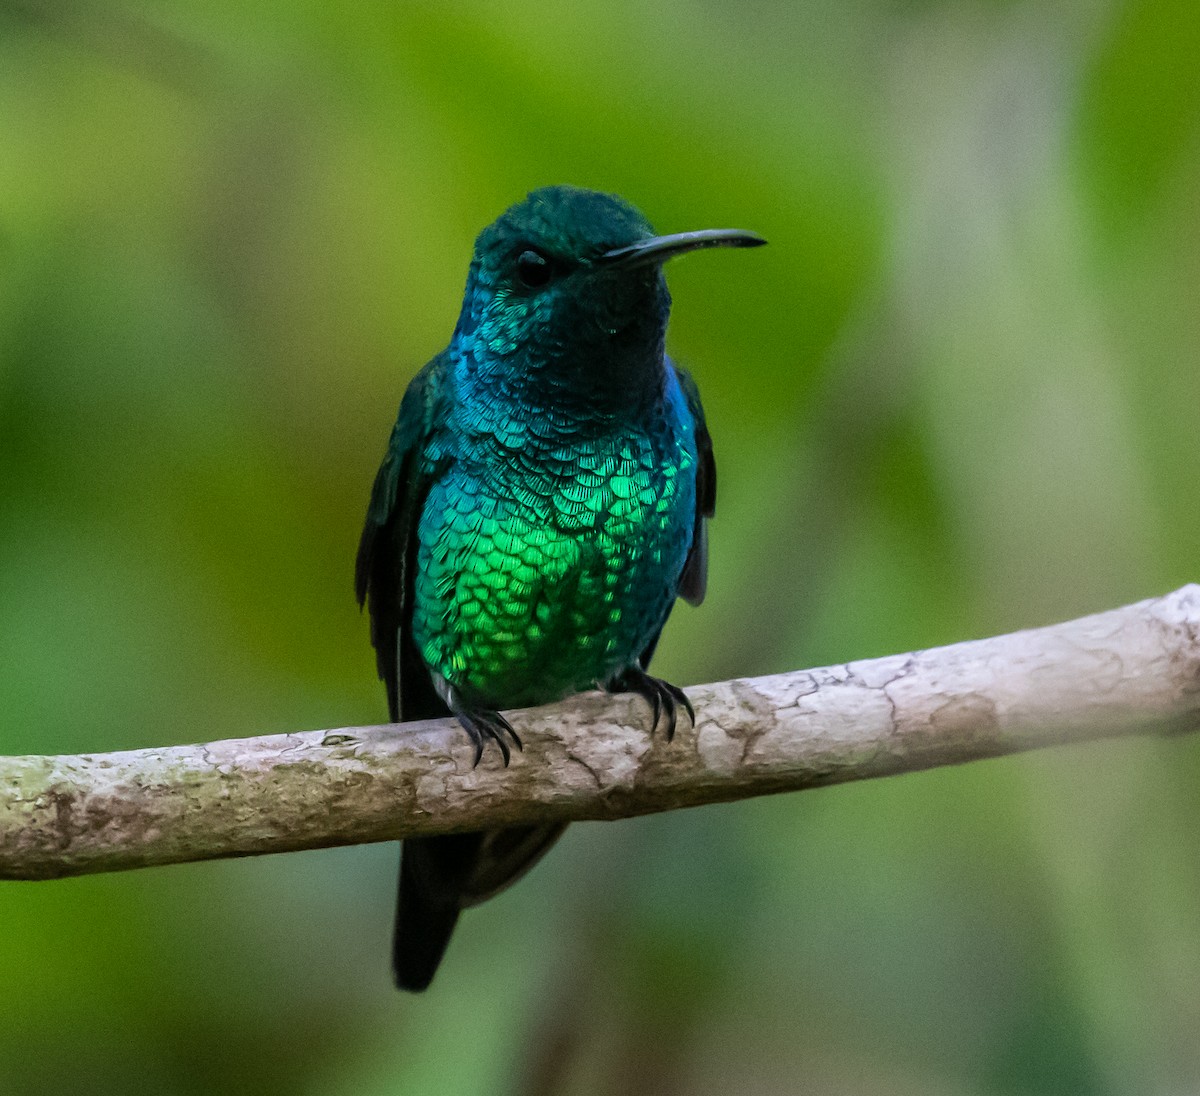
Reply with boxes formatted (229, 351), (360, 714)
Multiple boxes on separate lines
(2, 0), (1200, 1092)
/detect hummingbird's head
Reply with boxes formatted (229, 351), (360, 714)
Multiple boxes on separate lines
(454, 186), (763, 398)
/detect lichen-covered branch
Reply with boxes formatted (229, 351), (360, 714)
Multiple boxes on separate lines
(3, 586), (1200, 881)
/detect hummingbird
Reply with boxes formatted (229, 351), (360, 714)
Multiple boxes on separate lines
(356, 185), (764, 991)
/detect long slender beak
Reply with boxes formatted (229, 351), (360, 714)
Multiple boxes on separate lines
(597, 228), (766, 269)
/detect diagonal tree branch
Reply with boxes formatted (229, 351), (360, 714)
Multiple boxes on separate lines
(3, 586), (1200, 882)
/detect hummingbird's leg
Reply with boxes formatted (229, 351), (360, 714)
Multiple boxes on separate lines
(438, 682), (523, 767)
(608, 668), (695, 743)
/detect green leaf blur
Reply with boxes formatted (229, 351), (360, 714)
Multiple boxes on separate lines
(2, 1), (1199, 1092)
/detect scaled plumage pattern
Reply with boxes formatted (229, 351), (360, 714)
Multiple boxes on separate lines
(356, 186), (763, 990)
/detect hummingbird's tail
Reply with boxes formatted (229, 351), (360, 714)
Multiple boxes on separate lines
(394, 837), (463, 992)
(394, 823), (567, 991)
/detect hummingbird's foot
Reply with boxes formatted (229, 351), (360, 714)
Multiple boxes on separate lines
(441, 686), (523, 767)
(608, 668), (695, 743)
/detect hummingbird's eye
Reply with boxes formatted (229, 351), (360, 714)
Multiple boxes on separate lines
(516, 249), (552, 288)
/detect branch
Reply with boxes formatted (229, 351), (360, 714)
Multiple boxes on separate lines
(4, 586), (1200, 881)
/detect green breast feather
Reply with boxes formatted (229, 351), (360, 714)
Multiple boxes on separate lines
(412, 413), (696, 708)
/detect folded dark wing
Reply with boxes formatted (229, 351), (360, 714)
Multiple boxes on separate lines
(674, 365), (716, 607)
(355, 352), (449, 724)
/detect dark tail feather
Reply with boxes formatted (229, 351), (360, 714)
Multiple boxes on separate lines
(393, 824), (568, 991)
(393, 838), (465, 992)
(393, 901), (458, 992)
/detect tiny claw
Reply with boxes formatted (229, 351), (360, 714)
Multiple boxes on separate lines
(495, 711), (523, 752)
(667, 682), (695, 728)
(609, 668), (695, 743)
(664, 692), (678, 742)
(450, 693), (521, 768)
(456, 716), (486, 768)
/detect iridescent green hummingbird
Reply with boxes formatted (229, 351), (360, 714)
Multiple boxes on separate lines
(356, 185), (764, 991)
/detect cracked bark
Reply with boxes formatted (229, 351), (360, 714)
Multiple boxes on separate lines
(3, 586), (1200, 881)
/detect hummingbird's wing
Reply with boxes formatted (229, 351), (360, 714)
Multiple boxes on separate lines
(673, 365), (716, 607)
(355, 352), (449, 724)
(634, 364), (714, 675)
(355, 350), (565, 991)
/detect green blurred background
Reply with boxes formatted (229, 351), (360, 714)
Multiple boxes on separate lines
(2, 0), (1200, 1092)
